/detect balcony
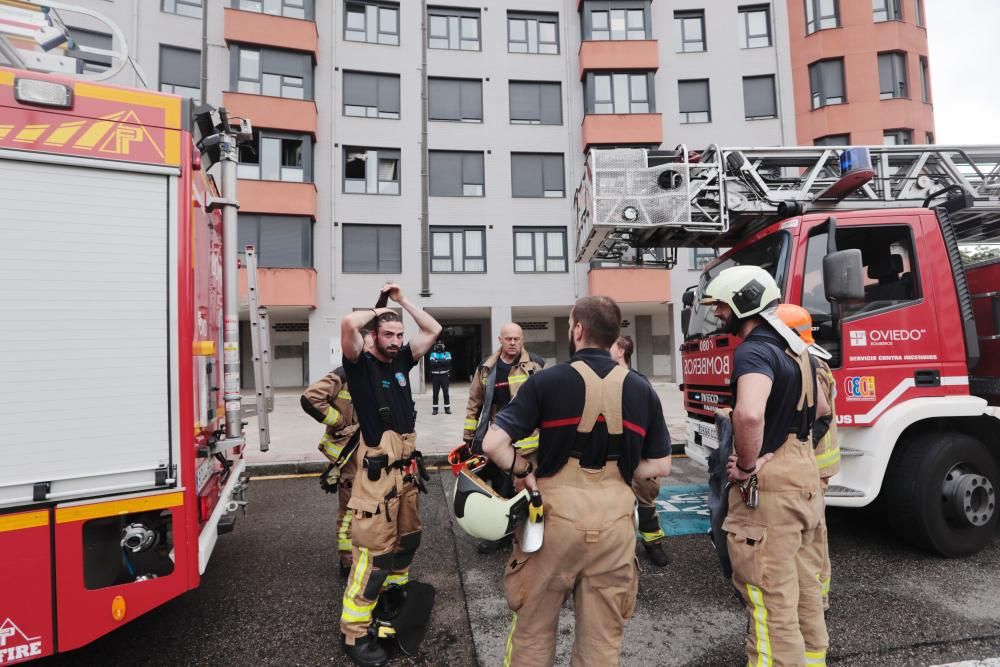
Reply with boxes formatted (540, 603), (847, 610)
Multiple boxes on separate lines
(222, 92), (317, 135)
(238, 180), (317, 218)
(238, 267), (316, 309)
(581, 113), (663, 151)
(224, 7), (317, 54)
(588, 267), (670, 304)
(579, 40), (659, 78)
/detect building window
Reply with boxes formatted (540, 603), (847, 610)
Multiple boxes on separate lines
(873, 0), (902, 22)
(739, 5), (772, 48)
(233, 46), (311, 99)
(743, 75), (777, 120)
(589, 73), (652, 114)
(234, 0), (312, 20)
(588, 6), (648, 41)
(919, 56), (930, 103)
(429, 151), (484, 197)
(431, 227), (486, 273)
(925, 131), (934, 144)
(162, 0), (202, 18)
(66, 27), (112, 74)
(238, 131), (310, 182)
(878, 52), (908, 99)
(237, 215), (312, 268)
(342, 224), (401, 273)
(345, 1), (399, 45)
(674, 10), (706, 52)
(159, 45), (201, 97)
(814, 133), (850, 146)
(514, 228), (568, 273)
(691, 247), (718, 270)
(511, 153), (564, 198)
(808, 58), (845, 108)
(509, 81), (562, 125)
(508, 12), (558, 54)
(679, 79), (711, 123)
(915, 0), (925, 27)
(883, 129), (913, 145)
(428, 7), (481, 51)
(343, 71), (400, 119)
(343, 147), (400, 195)
(805, 0), (839, 34)
(429, 78), (482, 122)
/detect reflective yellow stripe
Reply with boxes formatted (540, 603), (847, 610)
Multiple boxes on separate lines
(0, 510), (48, 533)
(56, 491), (183, 524)
(745, 584), (772, 667)
(384, 572), (409, 587)
(341, 600), (377, 622)
(345, 548), (369, 601)
(337, 390), (352, 401)
(503, 613), (517, 667)
(816, 573), (831, 596)
(805, 650), (827, 666)
(514, 433), (539, 449)
(815, 446), (841, 469)
(640, 529), (665, 542)
(323, 407), (342, 426)
(319, 435), (345, 460)
(508, 375), (528, 385)
(337, 512), (353, 552)
(464, 419), (478, 429)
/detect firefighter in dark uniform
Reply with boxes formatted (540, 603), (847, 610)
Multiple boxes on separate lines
(481, 296), (672, 666)
(428, 341), (452, 415)
(701, 266), (830, 667)
(611, 335), (670, 567)
(339, 284), (442, 667)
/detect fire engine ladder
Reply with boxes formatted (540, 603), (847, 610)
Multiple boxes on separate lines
(575, 144), (1000, 264)
(244, 245), (274, 453)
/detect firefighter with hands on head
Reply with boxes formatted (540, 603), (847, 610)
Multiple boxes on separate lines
(300, 329), (374, 578)
(339, 284), (442, 667)
(462, 322), (545, 553)
(479, 296), (673, 667)
(428, 341), (452, 415)
(776, 303), (839, 610)
(610, 335), (671, 567)
(701, 266), (831, 667)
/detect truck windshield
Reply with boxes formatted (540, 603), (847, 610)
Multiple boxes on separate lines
(686, 232), (790, 339)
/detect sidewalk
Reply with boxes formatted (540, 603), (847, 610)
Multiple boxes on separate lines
(243, 380), (688, 470)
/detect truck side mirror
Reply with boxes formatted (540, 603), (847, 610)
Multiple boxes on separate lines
(682, 288), (695, 307)
(681, 307), (692, 337)
(823, 249), (864, 303)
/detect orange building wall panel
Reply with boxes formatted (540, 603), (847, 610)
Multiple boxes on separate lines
(238, 180), (318, 218)
(238, 267), (316, 308)
(222, 92), (317, 135)
(582, 113), (663, 151)
(588, 268), (670, 304)
(788, 0), (934, 144)
(224, 7), (317, 54)
(579, 40), (660, 77)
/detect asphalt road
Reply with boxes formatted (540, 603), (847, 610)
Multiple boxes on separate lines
(39, 461), (1000, 667)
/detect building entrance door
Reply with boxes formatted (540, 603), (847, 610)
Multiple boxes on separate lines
(430, 324), (482, 382)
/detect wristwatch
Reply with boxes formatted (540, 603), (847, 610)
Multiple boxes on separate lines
(736, 461), (756, 474)
(513, 461), (534, 479)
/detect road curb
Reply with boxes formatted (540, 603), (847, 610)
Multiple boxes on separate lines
(246, 453), (451, 476)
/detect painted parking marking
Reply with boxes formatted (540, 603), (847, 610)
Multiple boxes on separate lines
(656, 484), (711, 537)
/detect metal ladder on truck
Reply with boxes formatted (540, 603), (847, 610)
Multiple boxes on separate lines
(243, 245), (274, 453)
(575, 144), (1000, 265)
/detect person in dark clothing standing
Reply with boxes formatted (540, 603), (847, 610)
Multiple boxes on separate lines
(428, 342), (452, 415)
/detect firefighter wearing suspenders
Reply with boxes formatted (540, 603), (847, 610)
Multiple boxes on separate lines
(480, 296), (673, 666)
(701, 267), (831, 667)
(777, 303), (840, 610)
(339, 285), (442, 667)
(300, 332), (371, 577)
(610, 335), (671, 567)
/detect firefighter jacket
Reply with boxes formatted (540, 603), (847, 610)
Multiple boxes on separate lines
(813, 359), (841, 478)
(464, 349), (543, 449)
(301, 368), (360, 462)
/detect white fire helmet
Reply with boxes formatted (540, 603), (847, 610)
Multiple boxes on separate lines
(701, 265), (781, 320)
(452, 467), (530, 542)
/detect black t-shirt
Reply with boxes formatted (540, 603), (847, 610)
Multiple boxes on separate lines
(493, 348), (671, 485)
(732, 323), (817, 455)
(493, 359), (513, 410)
(343, 344), (418, 446)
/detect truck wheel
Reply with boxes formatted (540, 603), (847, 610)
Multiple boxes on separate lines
(884, 431), (998, 557)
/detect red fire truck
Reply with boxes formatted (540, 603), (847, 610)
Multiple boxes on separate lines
(0, 62), (257, 662)
(576, 144), (1000, 557)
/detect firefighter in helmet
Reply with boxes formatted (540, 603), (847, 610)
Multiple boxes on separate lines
(701, 266), (830, 666)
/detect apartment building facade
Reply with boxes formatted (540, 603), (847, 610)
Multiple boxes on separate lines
(27, 0), (933, 386)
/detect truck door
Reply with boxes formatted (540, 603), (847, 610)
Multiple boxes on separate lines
(798, 215), (943, 426)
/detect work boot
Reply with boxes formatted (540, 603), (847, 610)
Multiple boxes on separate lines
(445, 407), (451, 414)
(477, 535), (512, 554)
(339, 560), (351, 578)
(374, 584), (407, 622)
(342, 634), (387, 667)
(432, 408), (439, 415)
(642, 539), (671, 567)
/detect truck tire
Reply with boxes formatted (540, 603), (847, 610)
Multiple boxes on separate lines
(884, 431), (998, 557)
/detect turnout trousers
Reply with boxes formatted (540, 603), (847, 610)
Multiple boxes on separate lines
(336, 457), (358, 569)
(502, 460), (638, 667)
(725, 433), (828, 667)
(340, 431), (422, 644)
(631, 476), (664, 544)
(431, 373), (450, 410)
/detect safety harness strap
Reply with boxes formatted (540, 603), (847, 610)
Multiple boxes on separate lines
(570, 361), (627, 435)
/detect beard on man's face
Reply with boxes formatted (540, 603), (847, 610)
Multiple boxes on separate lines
(376, 339), (400, 358)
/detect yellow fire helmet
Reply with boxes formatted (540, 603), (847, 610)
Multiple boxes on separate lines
(452, 467), (530, 542)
